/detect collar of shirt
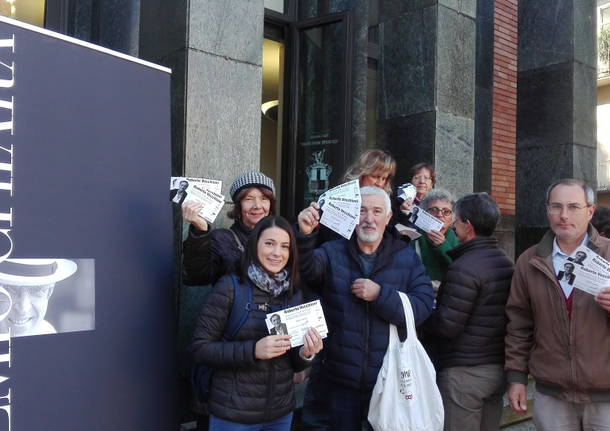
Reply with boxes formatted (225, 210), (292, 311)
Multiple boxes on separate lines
(551, 233), (588, 298)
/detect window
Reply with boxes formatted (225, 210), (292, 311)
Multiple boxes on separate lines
(0, 0), (45, 27)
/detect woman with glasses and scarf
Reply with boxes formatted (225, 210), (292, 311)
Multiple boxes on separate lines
(411, 188), (459, 292)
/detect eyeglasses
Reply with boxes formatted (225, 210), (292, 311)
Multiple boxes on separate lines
(427, 207), (453, 217)
(412, 175), (432, 182)
(546, 203), (591, 214)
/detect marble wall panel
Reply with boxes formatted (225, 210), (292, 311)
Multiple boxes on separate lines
(189, 0), (264, 66)
(378, 0), (437, 20)
(474, 86), (492, 192)
(378, 6), (437, 119)
(436, 5), (476, 119)
(572, 62), (597, 149)
(516, 227), (547, 256)
(185, 51), (263, 211)
(514, 143), (595, 253)
(298, 0), (355, 18)
(572, 144), (598, 188)
(377, 112), (436, 184)
(518, 0), (572, 72)
(516, 143), (574, 228)
(139, 0), (188, 63)
(434, 111), (474, 197)
(475, 0), (494, 91)
(439, 0), (476, 18)
(573, 0), (596, 68)
(517, 63), (573, 151)
(473, 0), (494, 193)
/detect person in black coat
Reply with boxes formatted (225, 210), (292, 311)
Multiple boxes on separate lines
(428, 193), (514, 431)
(190, 215), (323, 430)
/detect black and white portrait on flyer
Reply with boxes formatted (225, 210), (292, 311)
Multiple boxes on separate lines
(409, 206), (444, 233)
(265, 300), (328, 348)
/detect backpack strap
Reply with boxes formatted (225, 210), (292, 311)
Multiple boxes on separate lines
(223, 274), (253, 340)
(229, 228), (245, 253)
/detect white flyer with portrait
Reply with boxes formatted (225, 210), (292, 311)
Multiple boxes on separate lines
(408, 206), (444, 233)
(184, 177), (222, 194)
(317, 180), (361, 240)
(169, 176), (225, 223)
(567, 245), (610, 296)
(265, 300), (328, 348)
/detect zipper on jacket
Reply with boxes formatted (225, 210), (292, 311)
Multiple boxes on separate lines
(568, 306), (576, 389)
(360, 303), (371, 389)
(264, 292), (280, 422)
(264, 362), (276, 421)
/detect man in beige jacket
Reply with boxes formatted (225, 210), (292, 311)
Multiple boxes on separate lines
(505, 179), (610, 430)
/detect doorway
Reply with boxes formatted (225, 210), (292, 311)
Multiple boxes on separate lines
(261, 9), (352, 219)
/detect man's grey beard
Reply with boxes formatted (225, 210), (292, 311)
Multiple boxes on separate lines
(356, 223), (380, 243)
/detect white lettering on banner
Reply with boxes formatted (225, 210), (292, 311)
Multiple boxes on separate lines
(0, 143), (14, 194)
(0, 330), (10, 431)
(0, 288), (10, 323)
(0, 32), (15, 430)
(0, 230), (13, 264)
(0, 35), (14, 89)
(0, 209), (11, 227)
(0, 394), (10, 431)
(0, 330), (10, 366)
(0, 97), (13, 133)
(0, 36), (14, 48)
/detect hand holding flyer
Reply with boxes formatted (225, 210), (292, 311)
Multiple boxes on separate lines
(317, 180), (361, 240)
(169, 176), (225, 223)
(265, 300), (328, 348)
(564, 245), (610, 296)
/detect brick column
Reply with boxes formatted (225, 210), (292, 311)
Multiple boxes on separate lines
(489, 0), (518, 258)
(491, 0), (517, 217)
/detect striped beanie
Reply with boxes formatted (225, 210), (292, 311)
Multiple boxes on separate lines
(229, 172), (276, 202)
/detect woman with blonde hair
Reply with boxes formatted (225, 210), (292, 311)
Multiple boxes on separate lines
(342, 149), (396, 195)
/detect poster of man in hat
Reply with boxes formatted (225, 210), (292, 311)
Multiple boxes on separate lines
(0, 258), (94, 337)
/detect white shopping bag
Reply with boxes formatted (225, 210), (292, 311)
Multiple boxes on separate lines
(368, 292), (444, 431)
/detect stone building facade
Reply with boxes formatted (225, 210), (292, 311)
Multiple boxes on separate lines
(1, 0), (598, 423)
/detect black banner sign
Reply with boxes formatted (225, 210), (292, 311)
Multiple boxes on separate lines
(0, 16), (176, 430)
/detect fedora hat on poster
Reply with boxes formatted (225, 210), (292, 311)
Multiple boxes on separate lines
(0, 259), (77, 286)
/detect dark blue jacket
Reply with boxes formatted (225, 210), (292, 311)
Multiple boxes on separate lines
(298, 230), (434, 391)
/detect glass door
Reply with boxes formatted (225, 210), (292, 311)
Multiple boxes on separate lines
(282, 11), (352, 218)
